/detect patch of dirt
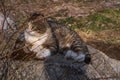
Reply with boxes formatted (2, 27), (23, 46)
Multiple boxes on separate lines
(77, 30), (120, 60)
(8, 0), (120, 21)
(87, 41), (120, 60)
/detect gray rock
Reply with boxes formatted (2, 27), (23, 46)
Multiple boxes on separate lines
(0, 46), (120, 80)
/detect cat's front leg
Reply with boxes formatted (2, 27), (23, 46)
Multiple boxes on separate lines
(65, 50), (78, 59)
(65, 50), (85, 62)
(65, 50), (91, 64)
(35, 48), (51, 59)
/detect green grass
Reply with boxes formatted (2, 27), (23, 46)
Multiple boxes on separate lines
(58, 9), (120, 32)
(89, 14), (116, 24)
(99, 9), (120, 14)
(85, 13), (117, 31)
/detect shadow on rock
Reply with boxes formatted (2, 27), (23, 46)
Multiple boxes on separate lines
(43, 54), (90, 80)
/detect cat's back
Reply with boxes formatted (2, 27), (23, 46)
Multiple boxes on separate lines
(47, 20), (83, 44)
(47, 20), (75, 39)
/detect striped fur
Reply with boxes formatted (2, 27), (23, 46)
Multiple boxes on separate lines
(47, 20), (91, 64)
(24, 14), (58, 59)
(24, 13), (91, 63)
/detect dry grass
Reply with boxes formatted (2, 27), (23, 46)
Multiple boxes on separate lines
(0, 0), (120, 80)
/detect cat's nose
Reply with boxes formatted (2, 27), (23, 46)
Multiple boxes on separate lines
(84, 54), (91, 64)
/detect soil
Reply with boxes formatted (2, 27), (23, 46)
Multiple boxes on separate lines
(87, 41), (120, 60)
(0, 0), (120, 60)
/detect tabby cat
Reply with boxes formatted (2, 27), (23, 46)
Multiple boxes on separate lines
(24, 13), (91, 64)
(24, 13), (58, 59)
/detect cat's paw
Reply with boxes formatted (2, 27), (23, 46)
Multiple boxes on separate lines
(84, 54), (91, 64)
(74, 53), (86, 62)
(74, 54), (91, 64)
(35, 48), (51, 60)
(65, 50), (77, 59)
(65, 50), (85, 62)
(65, 50), (91, 64)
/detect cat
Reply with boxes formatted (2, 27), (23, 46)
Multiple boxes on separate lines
(47, 20), (91, 64)
(24, 13), (91, 64)
(24, 13), (58, 60)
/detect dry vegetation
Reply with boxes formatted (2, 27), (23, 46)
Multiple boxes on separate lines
(0, 0), (120, 80)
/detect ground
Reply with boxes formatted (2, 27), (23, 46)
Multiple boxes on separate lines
(0, 46), (120, 80)
(1, 0), (120, 60)
(0, 0), (120, 79)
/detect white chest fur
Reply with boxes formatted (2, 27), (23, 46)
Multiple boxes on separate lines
(24, 31), (51, 58)
(25, 32), (48, 45)
(24, 31), (48, 52)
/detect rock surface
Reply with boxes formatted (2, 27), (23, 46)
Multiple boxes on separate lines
(0, 46), (120, 80)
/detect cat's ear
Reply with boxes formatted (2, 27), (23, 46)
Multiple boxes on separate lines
(28, 13), (44, 21)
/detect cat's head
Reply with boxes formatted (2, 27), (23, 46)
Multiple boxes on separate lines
(25, 13), (48, 37)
